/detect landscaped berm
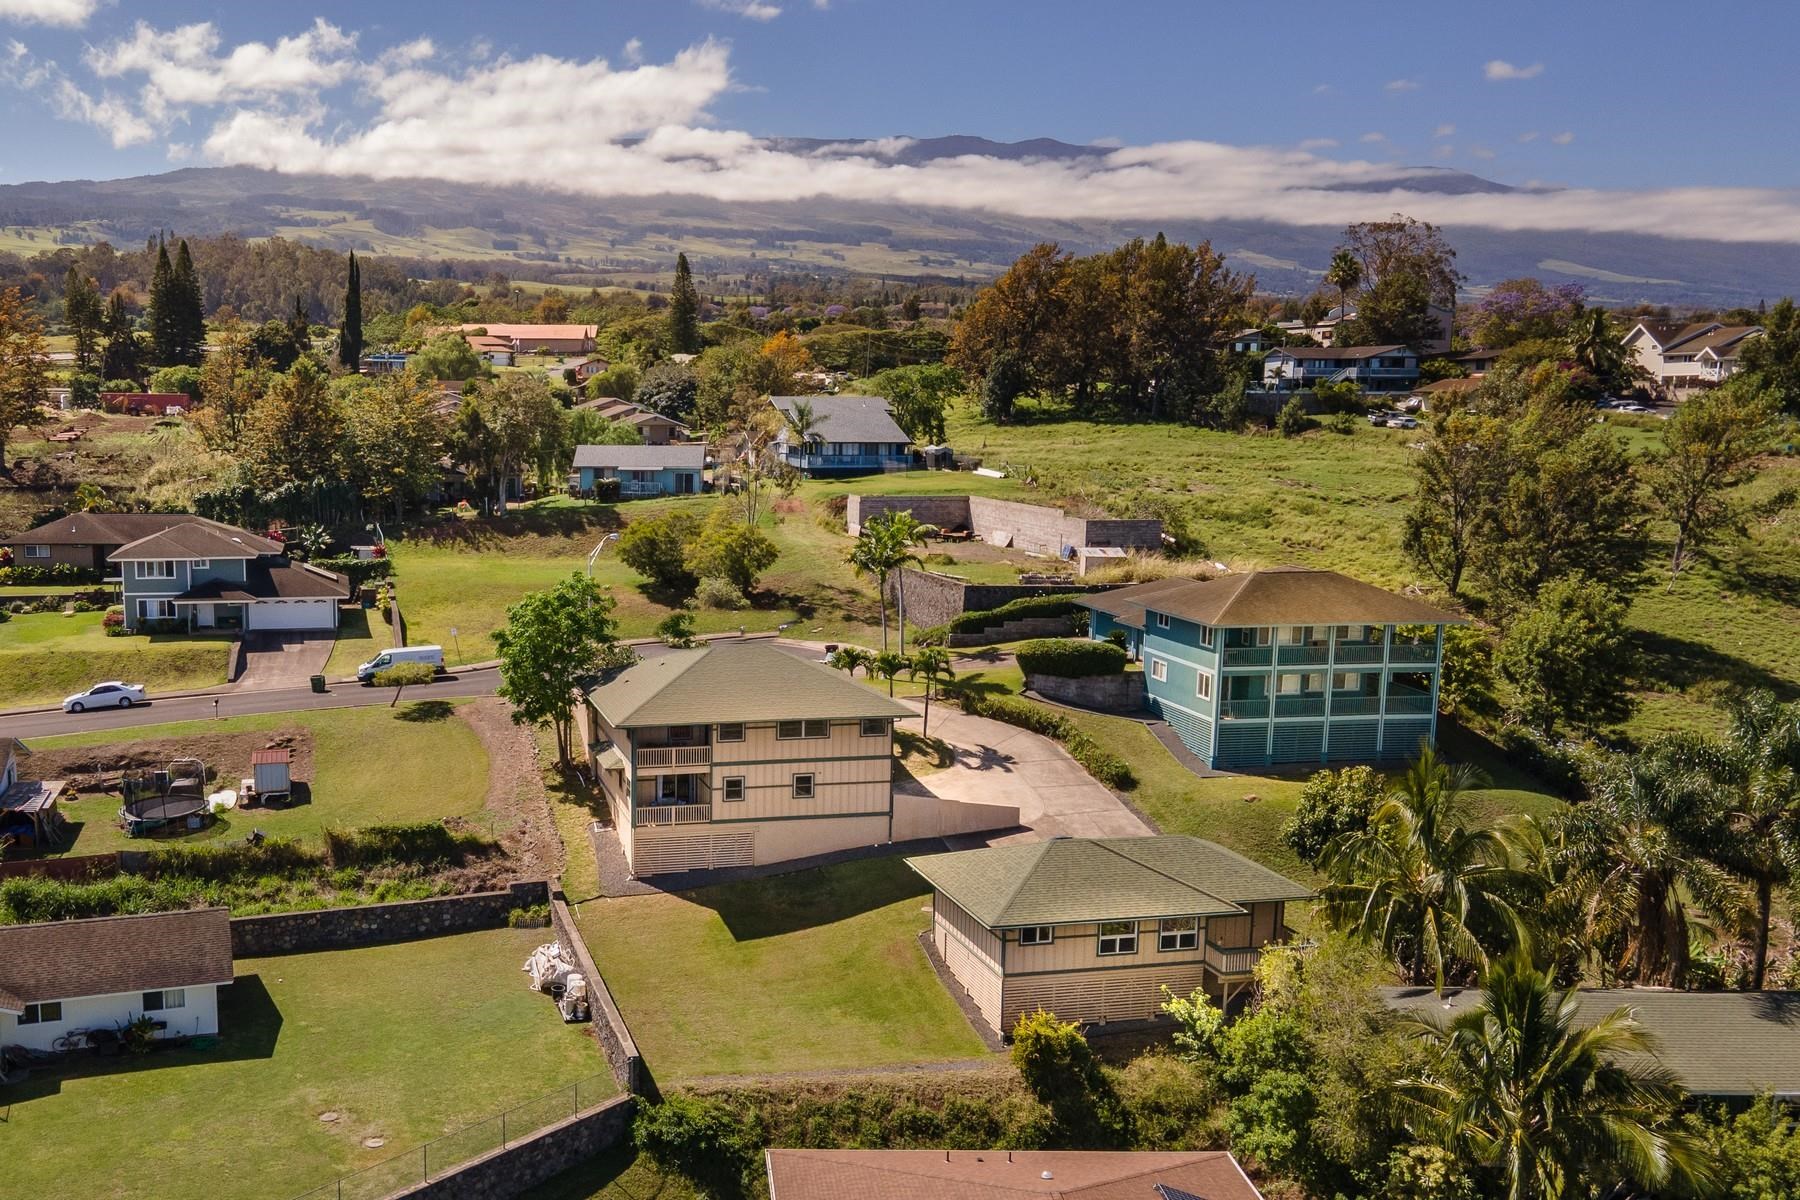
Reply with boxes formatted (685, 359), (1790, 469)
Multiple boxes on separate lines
(2, 927), (607, 1200)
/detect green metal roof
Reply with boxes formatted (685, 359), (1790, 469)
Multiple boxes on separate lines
(586, 641), (915, 728)
(906, 836), (1312, 929)
(1383, 987), (1800, 1099)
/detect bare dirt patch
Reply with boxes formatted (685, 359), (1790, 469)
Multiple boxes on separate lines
(454, 697), (561, 882)
(22, 728), (315, 794)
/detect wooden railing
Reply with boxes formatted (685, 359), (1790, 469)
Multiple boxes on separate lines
(1220, 698), (1270, 721)
(1273, 695), (1326, 718)
(1385, 692), (1434, 715)
(1204, 940), (1261, 976)
(1276, 644), (1329, 666)
(1222, 646), (1271, 667)
(635, 745), (711, 769)
(1389, 643), (1437, 663)
(634, 803), (712, 827)
(1330, 694), (1382, 716)
(1332, 642), (1385, 664)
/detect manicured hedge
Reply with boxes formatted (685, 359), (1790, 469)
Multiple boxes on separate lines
(372, 662), (436, 687)
(958, 691), (1136, 790)
(309, 555), (393, 586)
(918, 594), (1085, 645)
(1015, 638), (1127, 679)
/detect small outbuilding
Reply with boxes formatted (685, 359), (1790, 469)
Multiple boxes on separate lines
(250, 748), (292, 802)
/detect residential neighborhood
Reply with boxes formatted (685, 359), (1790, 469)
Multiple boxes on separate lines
(1, 8), (1799, 1200)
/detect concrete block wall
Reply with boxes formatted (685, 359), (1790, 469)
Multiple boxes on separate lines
(230, 880), (550, 956)
(550, 893), (644, 1094)
(380, 1096), (636, 1200)
(890, 568), (1108, 632)
(845, 494), (972, 535)
(1024, 670), (1148, 714)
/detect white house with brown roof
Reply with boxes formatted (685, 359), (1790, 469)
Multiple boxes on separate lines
(909, 836), (1312, 1033)
(765, 1149), (1266, 1200)
(1623, 319), (1763, 398)
(112, 517), (349, 633)
(0, 908), (234, 1052)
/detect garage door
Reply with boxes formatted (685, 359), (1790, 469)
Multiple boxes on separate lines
(247, 599), (337, 630)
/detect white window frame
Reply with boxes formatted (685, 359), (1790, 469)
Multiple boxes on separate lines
(1333, 672), (1362, 691)
(137, 560), (176, 580)
(859, 717), (887, 737)
(1097, 920), (1139, 956)
(1195, 671), (1213, 701)
(190, 559), (209, 570)
(1018, 926), (1054, 946)
(1198, 624), (1215, 649)
(722, 776), (745, 802)
(1158, 917), (1199, 952)
(143, 988), (185, 1011)
(19, 1001), (62, 1024)
(1153, 611), (1170, 629)
(792, 773), (815, 799)
(23, 544), (49, 559)
(137, 598), (175, 621)
(1150, 658), (1167, 683)
(716, 723), (745, 743)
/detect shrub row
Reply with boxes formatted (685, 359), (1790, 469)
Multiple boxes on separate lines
(957, 691), (1136, 790)
(372, 662), (437, 687)
(321, 822), (492, 868)
(1015, 638), (1128, 679)
(309, 555), (394, 586)
(0, 561), (103, 585)
(917, 595), (1085, 645)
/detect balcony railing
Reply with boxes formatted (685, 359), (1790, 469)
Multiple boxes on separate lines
(1330, 694), (1382, 717)
(1276, 644), (1329, 666)
(1205, 941), (1261, 976)
(1222, 646), (1272, 668)
(1386, 692), (1434, 715)
(636, 745), (711, 769)
(1332, 642), (1385, 664)
(634, 803), (712, 827)
(1390, 642), (1438, 663)
(1220, 698), (1270, 721)
(1273, 695), (1326, 718)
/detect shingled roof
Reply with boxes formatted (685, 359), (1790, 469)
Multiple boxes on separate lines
(571, 443), (705, 471)
(0, 908), (233, 1013)
(2, 512), (275, 553)
(1382, 987), (1800, 1099)
(907, 836), (1311, 929)
(770, 395), (910, 445)
(585, 641), (913, 728)
(172, 560), (350, 602)
(1079, 568), (1459, 628)
(765, 1149), (1264, 1200)
(108, 520), (283, 562)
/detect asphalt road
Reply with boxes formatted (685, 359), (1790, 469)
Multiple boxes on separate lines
(0, 667), (503, 739)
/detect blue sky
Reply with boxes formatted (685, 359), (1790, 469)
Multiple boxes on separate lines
(2, 0), (1797, 242)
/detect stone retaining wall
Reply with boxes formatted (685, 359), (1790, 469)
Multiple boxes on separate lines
(230, 880), (549, 957)
(847, 495), (1161, 561)
(550, 892), (645, 1094)
(1025, 671), (1148, 714)
(945, 616), (1078, 647)
(381, 1096), (636, 1200)
(890, 568), (1107, 632)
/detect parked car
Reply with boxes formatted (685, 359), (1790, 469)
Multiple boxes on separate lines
(1616, 403), (1652, 414)
(1368, 411), (1396, 426)
(1385, 415), (1420, 429)
(62, 682), (147, 713)
(356, 644), (446, 683)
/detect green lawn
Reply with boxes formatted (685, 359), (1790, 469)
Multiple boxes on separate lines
(3, 928), (609, 1200)
(578, 857), (992, 1081)
(27, 702), (491, 856)
(322, 605), (391, 680)
(0, 610), (232, 708)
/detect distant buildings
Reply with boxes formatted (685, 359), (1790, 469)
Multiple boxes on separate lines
(449, 323), (597, 355)
(1261, 345), (1422, 394)
(1622, 319), (1762, 399)
(770, 395), (912, 476)
(571, 444), (705, 498)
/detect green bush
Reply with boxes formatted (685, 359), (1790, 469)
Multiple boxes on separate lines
(322, 822), (492, 868)
(1108, 1054), (1218, 1149)
(1276, 396), (1311, 437)
(1280, 765), (1384, 868)
(1010, 1009), (1133, 1147)
(508, 903), (551, 928)
(633, 1094), (760, 1199)
(958, 692), (1135, 789)
(372, 662), (437, 687)
(918, 594), (1084, 645)
(309, 555), (394, 586)
(1016, 638), (1127, 679)
(696, 576), (748, 609)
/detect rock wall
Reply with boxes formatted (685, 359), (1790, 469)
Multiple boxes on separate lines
(890, 569), (1106, 632)
(945, 616), (1078, 648)
(1025, 671), (1149, 714)
(847, 494), (1160, 557)
(380, 1096), (636, 1200)
(550, 893), (644, 1094)
(230, 880), (549, 957)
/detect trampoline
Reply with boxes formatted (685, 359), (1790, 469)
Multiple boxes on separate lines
(119, 757), (209, 836)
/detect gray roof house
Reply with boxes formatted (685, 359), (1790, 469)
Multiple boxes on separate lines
(770, 395), (913, 477)
(112, 517), (348, 634)
(571, 443), (706, 498)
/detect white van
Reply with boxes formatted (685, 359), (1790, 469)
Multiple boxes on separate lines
(357, 644), (446, 683)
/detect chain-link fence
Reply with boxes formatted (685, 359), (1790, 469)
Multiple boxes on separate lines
(288, 1072), (616, 1200)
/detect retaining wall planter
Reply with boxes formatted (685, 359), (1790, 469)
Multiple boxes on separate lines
(945, 616), (1078, 647)
(230, 880), (549, 957)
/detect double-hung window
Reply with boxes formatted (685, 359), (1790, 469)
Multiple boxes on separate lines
(722, 777), (745, 802)
(860, 718), (887, 737)
(1195, 671), (1213, 701)
(1197, 625), (1215, 649)
(777, 719), (829, 740)
(1097, 921), (1139, 956)
(1153, 612), (1170, 629)
(1018, 926), (1054, 946)
(23, 544), (49, 560)
(1149, 658), (1167, 682)
(1157, 917), (1199, 952)
(137, 560), (176, 580)
(716, 723), (745, 743)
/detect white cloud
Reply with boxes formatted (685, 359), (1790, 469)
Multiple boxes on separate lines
(1297, 137), (1338, 151)
(1383, 78), (1419, 93)
(622, 38), (643, 65)
(1359, 131), (1386, 143)
(1551, 131), (1575, 145)
(1517, 130), (1539, 143)
(1433, 123), (1455, 138)
(698, 0), (782, 19)
(1484, 59), (1544, 81)
(15, 22), (1800, 246)
(0, 0), (97, 28)
(1312, 83), (1332, 94)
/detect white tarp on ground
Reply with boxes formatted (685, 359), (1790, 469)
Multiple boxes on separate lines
(522, 942), (577, 992)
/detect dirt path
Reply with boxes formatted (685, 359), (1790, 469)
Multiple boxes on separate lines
(455, 697), (562, 883)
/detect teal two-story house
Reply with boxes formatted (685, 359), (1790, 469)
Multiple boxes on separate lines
(111, 518), (349, 633)
(1083, 569), (1460, 769)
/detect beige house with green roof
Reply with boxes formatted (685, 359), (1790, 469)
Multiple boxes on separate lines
(907, 837), (1312, 1035)
(577, 641), (1014, 877)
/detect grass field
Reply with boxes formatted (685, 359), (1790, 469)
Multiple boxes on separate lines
(578, 856), (992, 1081)
(0, 610), (232, 709)
(26, 702), (491, 855)
(3, 928), (608, 1200)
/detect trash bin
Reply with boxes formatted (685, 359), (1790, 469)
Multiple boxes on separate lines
(309, 674), (327, 693)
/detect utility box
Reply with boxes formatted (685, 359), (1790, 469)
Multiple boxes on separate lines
(249, 748), (292, 802)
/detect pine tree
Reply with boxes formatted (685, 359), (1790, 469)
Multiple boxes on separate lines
(101, 290), (142, 383)
(148, 238), (178, 366)
(289, 296), (311, 354)
(669, 251), (701, 354)
(338, 251), (363, 368)
(171, 239), (205, 365)
(63, 267), (103, 372)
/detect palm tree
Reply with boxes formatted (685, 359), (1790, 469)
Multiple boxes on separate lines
(1324, 248), (1362, 323)
(1566, 306), (1629, 390)
(846, 511), (934, 652)
(828, 645), (875, 678)
(907, 647), (955, 737)
(784, 398), (822, 465)
(871, 650), (907, 698)
(1559, 742), (1732, 989)
(1393, 955), (1709, 1200)
(1319, 748), (1532, 990)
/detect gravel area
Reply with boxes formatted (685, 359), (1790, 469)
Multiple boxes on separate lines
(455, 697), (561, 882)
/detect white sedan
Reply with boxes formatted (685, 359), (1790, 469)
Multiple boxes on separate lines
(62, 682), (147, 713)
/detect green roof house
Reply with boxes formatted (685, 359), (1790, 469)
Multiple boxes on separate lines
(907, 836), (1312, 1035)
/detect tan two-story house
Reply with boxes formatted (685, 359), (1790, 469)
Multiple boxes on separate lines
(576, 641), (919, 877)
(908, 836), (1312, 1036)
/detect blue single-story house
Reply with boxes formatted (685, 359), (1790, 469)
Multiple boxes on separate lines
(1082, 569), (1459, 770)
(572, 443), (705, 498)
(770, 395), (913, 477)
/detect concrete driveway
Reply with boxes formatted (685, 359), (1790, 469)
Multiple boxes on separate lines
(897, 701), (1154, 845)
(234, 631), (337, 689)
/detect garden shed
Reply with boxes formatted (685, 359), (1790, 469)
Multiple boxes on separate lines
(249, 749), (292, 802)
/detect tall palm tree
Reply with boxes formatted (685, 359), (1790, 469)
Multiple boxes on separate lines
(1392, 955), (1710, 1200)
(846, 511), (934, 652)
(1560, 743), (1733, 989)
(1320, 748), (1532, 990)
(907, 647), (955, 737)
(1324, 248), (1362, 323)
